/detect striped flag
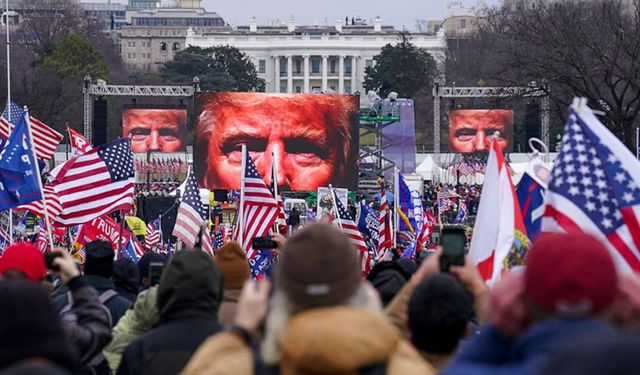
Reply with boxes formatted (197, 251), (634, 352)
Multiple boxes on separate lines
(542, 102), (640, 272)
(201, 223), (215, 257)
(145, 217), (161, 251)
(213, 228), (224, 249)
(233, 149), (279, 259)
(17, 185), (62, 222)
(36, 220), (49, 252)
(122, 235), (145, 263)
(172, 169), (206, 249)
(0, 102), (63, 160)
(377, 188), (393, 260)
(333, 189), (371, 275)
(48, 138), (135, 226)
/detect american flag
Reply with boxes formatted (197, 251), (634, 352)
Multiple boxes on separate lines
(459, 162), (473, 176)
(172, 169), (206, 249)
(542, 106), (640, 272)
(36, 219), (49, 252)
(48, 138), (135, 226)
(275, 196), (288, 235)
(145, 217), (161, 251)
(213, 228), (224, 249)
(18, 185), (62, 222)
(377, 188), (393, 260)
(438, 198), (452, 216)
(333, 189), (371, 274)
(201, 223), (215, 258)
(0, 102), (63, 160)
(233, 149), (279, 258)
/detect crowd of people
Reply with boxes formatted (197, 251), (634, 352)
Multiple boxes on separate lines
(0, 222), (639, 375)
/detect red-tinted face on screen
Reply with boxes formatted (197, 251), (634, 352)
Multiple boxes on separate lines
(448, 109), (513, 153)
(122, 109), (187, 153)
(194, 93), (358, 191)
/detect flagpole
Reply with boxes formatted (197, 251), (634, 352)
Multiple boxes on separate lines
(5, 0), (12, 243)
(328, 184), (342, 230)
(272, 151), (279, 235)
(636, 127), (639, 160)
(393, 167), (399, 248)
(238, 145), (246, 248)
(23, 108), (54, 251)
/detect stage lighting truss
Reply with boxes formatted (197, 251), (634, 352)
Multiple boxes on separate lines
(358, 100), (402, 183)
(432, 83), (550, 165)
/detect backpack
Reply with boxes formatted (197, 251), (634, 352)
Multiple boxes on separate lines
(60, 289), (118, 371)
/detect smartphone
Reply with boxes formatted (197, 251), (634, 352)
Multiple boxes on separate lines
(251, 236), (278, 249)
(149, 262), (164, 286)
(439, 227), (466, 272)
(44, 252), (63, 271)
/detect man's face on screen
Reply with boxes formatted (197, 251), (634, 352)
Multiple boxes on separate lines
(449, 110), (512, 153)
(204, 101), (338, 190)
(123, 110), (186, 153)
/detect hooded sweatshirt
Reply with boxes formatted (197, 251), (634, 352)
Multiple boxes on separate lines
(117, 250), (223, 375)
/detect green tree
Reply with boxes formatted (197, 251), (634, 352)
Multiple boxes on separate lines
(364, 32), (438, 98)
(39, 34), (109, 80)
(161, 45), (265, 92)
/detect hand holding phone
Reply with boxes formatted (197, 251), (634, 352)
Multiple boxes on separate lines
(44, 252), (63, 271)
(439, 227), (466, 272)
(251, 236), (278, 249)
(149, 262), (164, 286)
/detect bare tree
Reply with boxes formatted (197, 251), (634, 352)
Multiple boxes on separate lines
(462, 0), (640, 148)
(16, 0), (84, 59)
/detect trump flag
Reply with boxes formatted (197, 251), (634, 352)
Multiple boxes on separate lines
(542, 99), (640, 272)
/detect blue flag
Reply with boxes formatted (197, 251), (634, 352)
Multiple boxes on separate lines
(397, 173), (416, 232)
(357, 201), (379, 251)
(0, 112), (42, 210)
(516, 155), (550, 240)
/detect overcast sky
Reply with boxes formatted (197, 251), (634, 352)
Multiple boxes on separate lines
(199, 0), (486, 31)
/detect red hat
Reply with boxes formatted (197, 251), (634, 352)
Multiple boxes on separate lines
(0, 243), (46, 282)
(525, 232), (617, 317)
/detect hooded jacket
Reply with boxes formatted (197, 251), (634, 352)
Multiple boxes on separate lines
(104, 287), (158, 372)
(182, 307), (435, 375)
(117, 251), (223, 375)
(440, 319), (620, 375)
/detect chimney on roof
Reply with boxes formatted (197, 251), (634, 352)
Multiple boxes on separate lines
(373, 16), (382, 32)
(335, 18), (342, 33)
(250, 16), (257, 32)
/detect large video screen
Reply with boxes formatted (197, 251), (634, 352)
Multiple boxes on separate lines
(193, 92), (360, 191)
(448, 109), (513, 153)
(122, 109), (187, 153)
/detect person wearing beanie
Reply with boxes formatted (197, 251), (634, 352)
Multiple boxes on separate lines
(137, 252), (167, 290)
(112, 258), (140, 304)
(117, 250), (223, 375)
(0, 242), (46, 282)
(441, 232), (623, 375)
(215, 242), (250, 325)
(53, 240), (132, 327)
(182, 223), (434, 375)
(0, 279), (78, 373)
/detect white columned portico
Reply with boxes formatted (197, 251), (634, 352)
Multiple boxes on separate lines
(350, 55), (357, 93)
(274, 55), (280, 93)
(303, 55), (310, 93)
(321, 55), (328, 92)
(286, 55), (293, 93)
(338, 55), (345, 94)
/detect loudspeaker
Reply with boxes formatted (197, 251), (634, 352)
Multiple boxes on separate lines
(524, 102), (541, 145)
(139, 196), (179, 243)
(212, 189), (228, 202)
(93, 98), (108, 147)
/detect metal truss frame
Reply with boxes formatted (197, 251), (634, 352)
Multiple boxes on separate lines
(82, 75), (200, 143)
(432, 83), (550, 163)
